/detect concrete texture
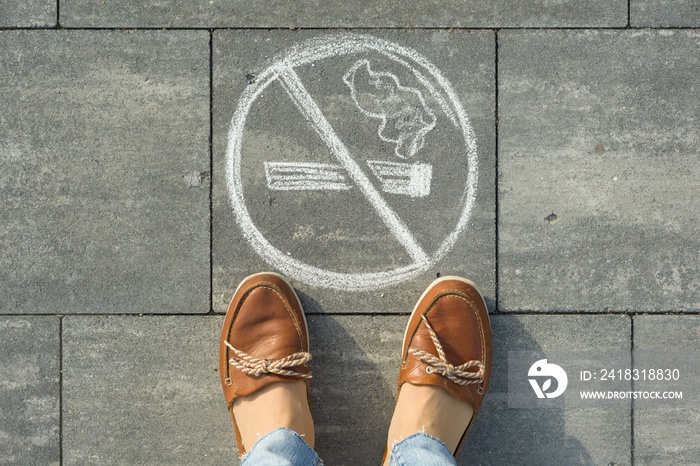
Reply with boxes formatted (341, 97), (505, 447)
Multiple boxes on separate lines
(461, 315), (631, 465)
(213, 29), (496, 314)
(0, 317), (60, 465)
(499, 30), (700, 312)
(307, 315), (404, 464)
(59, 0), (627, 28)
(633, 316), (700, 465)
(0, 31), (210, 314)
(61, 314), (404, 465)
(0, 0), (55, 27)
(2, 2), (699, 464)
(62, 316), (234, 464)
(632, 0), (700, 27)
(58, 313), (633, 465)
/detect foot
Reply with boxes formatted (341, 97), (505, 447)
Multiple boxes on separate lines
(219, 273), (315, 455)
(232, 380), (314, 450)
(384, 384), (474, 462)
(383, 276), (492, 464)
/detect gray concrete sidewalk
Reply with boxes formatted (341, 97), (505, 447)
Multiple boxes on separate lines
(1, 1), (699, 465)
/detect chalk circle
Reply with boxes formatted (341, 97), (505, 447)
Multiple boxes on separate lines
(226, 33), (478, 291)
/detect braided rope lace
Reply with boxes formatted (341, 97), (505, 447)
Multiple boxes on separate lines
(408, 315), (485, 386)
(224, 340), (312, 379)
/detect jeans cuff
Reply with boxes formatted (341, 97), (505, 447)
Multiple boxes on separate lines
(241, 427), (322, 466)
(390, 431), (456, 466)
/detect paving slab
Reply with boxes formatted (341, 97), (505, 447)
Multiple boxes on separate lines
(631, 0), (700, 26)
(49, 313), (636, 464)
(213, 30), (495, 314)
(59, 0), (627, 28)
(0, 317), (60, 465)
(461, 315), (631, 465)
(0, 0), (55, 27)
(498, 30), (700, 312)
(0, 31), (210, 314)
(62, 316), (234, 464)
(62, 313), (632, 464)
(307, 315), (404, 464)
(61, 314), (405, 464)
(633, 316), (700, 465)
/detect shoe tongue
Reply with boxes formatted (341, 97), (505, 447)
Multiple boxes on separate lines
(232, 286), (305, 359)
(422, 298), (482, 364)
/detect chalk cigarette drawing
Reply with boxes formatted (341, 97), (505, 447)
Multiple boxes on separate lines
(264, 160), (432, 198)
(343, 59), (437, 159)
(366, 160), (432, 198)
(264, 162), (351, 191)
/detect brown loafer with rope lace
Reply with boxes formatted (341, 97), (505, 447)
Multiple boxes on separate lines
(393, 275), (492, 458)
(219, 272), (312, 456)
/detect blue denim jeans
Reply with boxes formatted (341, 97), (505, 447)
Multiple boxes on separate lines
(241, 428), (457, 465)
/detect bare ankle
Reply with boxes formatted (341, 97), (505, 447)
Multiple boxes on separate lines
(232, 381), (314, 450)
(386, 384), (474, 455)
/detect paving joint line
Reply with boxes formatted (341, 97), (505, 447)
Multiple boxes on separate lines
(3, 310), (699, 317)
(627, 0), (632, 28)
(487, 310), (700, 315)
(494, 28), (501, 314)
(630, 315), (635, 466)
(208, 28), (215, 316)
(1, 26), (699, 32)
(58, 315), (63, 465)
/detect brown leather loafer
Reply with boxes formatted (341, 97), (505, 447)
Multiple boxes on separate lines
(388, 275), (492, 461)
(219, 272), (312, 455)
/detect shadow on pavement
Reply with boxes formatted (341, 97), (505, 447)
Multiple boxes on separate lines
(299, 290), (399, 465)
(298, 290), (598, 465)
(460, 316), (596, 465)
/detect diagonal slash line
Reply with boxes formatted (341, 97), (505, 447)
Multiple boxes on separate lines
(277, 66), (430, 266)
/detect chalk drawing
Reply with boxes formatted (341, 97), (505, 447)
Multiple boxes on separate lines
(276, 65), (429, 265)
(265, 159), (433, 198)
(343, 59), (436, 159)
(226, 33), (478, 291)
(264, 162), (351, 191)
(366, 160), (432, 198)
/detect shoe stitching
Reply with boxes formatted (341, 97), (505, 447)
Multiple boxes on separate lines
(224, 284), (260, 383)
(230, 281), (306, 353)
(443, 292), (488, 386)
(457, 292), (488, 388)
(407, 287), (483, 351)
(267, 286), (306, 352)
(431, 290), (488, 384)
(242, 281), (306, 353)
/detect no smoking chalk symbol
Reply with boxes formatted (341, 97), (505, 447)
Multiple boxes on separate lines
(226, 34), (479, 291)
